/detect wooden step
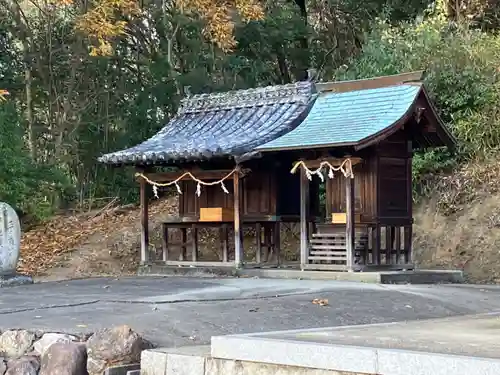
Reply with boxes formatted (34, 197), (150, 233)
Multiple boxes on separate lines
(310, 244), (347, 250)
(310, 250), (346, 256)
(312, 233), (368, 239)
(310, 238), (345, 244)
(308, 256), (346, 261)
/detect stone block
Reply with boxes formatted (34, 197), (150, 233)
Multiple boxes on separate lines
(377, 349), (500, 375)
(140, 350), (167, 375)
(211, 335), (377, 374)
(205, 358), (367, 375)
(104, 363), (140, 375)
(165, 352), (205, 375)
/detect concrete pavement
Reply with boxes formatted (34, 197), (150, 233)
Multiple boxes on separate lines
(1, 277), (500, 347)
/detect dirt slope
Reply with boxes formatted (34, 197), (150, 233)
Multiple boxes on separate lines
(18, 160), (500, 283)
(19, 198), (178, 281)
(413, 159), (500, 283)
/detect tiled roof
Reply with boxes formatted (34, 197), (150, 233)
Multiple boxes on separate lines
(98, 82), (317, 164)
(256, 84), (422, 151)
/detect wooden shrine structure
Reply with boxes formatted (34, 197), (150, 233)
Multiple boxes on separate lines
(99, 71), (455, 272)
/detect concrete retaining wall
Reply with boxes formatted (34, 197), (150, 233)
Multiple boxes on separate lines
(140, 346), (368, 375)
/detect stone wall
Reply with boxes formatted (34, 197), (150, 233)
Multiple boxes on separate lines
(0, 325), (151, 375)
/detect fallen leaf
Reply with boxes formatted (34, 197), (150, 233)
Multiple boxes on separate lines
(312, 298), (329, 306)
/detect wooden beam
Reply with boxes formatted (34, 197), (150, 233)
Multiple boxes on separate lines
(164, 261), (235, 267)
(233, 167), (243, 268)
(140, 178), (149, 264)
(300, 167), (310, 270)
(317, 71), (425, 94)
(345, 176), (355, 272)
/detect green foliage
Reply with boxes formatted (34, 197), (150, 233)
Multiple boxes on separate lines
(338, 1), (500, 195)
(2, 0), (499, 221)
(0, 103), (70, 222)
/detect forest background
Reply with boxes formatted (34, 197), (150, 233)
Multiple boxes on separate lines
(1, 0), (499, 223)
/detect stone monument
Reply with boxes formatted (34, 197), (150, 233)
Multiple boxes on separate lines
(0, 202), (33, 286)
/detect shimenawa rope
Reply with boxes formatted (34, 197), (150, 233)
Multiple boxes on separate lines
(290, 159), (354, 181)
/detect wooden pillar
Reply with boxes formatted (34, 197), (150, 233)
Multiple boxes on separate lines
(406, 153), (413, 265)
(139, 178), (149, 264)
(161, 224), (168, 262)
(233, 167), (243, 268)
(191, 224), (198, 261)
(325, 177), (332, 220)
(345, 175), (355, 272)
(300, 168), (310, 270)
(255, 223), (262, 264)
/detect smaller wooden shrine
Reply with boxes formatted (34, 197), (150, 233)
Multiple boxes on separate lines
(99, 71), (455, 272)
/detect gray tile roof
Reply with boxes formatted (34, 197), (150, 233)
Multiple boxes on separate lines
(256, 84), (422, 151)
(98, 82), (317, 165)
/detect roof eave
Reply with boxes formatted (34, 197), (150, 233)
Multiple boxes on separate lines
(354, 86), (457, 152)
(353, 86), (424, 151)
(257, 141), (358, 153)
(420, 87), (457, 151)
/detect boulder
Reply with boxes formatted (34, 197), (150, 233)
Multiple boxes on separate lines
(0, 331), (36, 358)
(40, 342), (87, 375)
(5, 356), (39, 375)
(0, 358), (6, 375)
(86, 325), (143, 375)
(34, 333), (77, 357)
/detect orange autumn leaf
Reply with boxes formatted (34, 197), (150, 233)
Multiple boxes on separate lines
(0, 90), (9, 101)
(312, 298), (329, 306)
(68, 0), (264, 55)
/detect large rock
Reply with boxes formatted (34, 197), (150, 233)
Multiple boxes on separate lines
(5, 356), (39, 375)
(0, 331), (36, 358)
(86, 325), (143, 375)
(40, 342), (87, 375)
(34, 333), (77, 357)
(0, 358), (6, 375)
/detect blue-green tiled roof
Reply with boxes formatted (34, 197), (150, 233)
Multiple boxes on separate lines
(256, 84), (421, 151)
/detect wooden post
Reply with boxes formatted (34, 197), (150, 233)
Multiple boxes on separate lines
(191, 224), (198, 261)
(273, 222), (281, 265)
(233, 167), (243, 268)
(345, 175), (355, 272)
(139, 178), (149, 264)
(255, 223), (262, 264)
(404, 225), (413, 264)
(180, 228), (187, 261)
(220, 225), (229, 263)
(300, 168), (310, 270)
(161, 224), (168, 262)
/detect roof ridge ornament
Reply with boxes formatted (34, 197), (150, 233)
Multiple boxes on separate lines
(177, 81), (316, 115)
(307, 68), (317, 82)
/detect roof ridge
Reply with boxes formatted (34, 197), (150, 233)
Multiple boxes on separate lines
(178, 81), (316, 115)
(316, 71), (424, 94)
